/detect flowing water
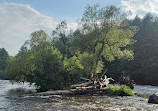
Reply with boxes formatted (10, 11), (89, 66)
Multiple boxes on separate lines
(0, 80), (158, 111)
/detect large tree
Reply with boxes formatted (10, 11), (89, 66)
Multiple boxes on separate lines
(71, 5), (138, 79)
(107, 13), (158, 85)
(6, 30), (71, 91)
(0, 48), (8, 79)
(52, 21), (72, 60)
(0, 48), (8, 70)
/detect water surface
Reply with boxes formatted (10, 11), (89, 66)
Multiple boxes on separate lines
(0, 80), (158, 111)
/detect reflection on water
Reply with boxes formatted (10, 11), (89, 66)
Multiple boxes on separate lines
(0, 80), (158, 111)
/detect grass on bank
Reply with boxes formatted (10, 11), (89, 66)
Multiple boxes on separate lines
(104, 85), (135, 96)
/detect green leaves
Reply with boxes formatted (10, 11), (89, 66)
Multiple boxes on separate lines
(6, 30), (66, 91)
(5, 4), (141, 92)
(63, 56), (84, 72)
(63, 56), (84, 82)
(0, 48), (8, 70)
(71, 5), (137, 78)
(52, 21), (72, 60)
(0, 48), (8, 79)
(104, 85), (135, 96)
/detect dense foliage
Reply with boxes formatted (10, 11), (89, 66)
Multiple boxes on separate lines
(70, 5), (137, 79)
(5, 4), (158, 92)
(0, 48), (8, 79)
(6, 31), (71, 91)
(5, 5), (138, 91)
(105, 13), (158, 85)
(104, 85), (135, 96)
(129, 14), (158, 85)
(52, 21), (72, 60)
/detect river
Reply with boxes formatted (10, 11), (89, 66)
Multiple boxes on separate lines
(0, 80), (158, 111)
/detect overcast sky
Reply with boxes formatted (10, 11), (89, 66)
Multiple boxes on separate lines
(0, 0), (158, 55)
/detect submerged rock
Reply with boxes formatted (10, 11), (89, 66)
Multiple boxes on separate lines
(148, 92), (158, 104)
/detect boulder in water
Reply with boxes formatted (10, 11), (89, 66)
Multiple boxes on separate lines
(148, 92), (158, 104)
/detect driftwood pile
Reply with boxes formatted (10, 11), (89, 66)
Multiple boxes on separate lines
(70, 81), (97, 91)
(69, 80), (110, 95)
(25, 75), (114, 96)
(26, 82), (108, 97)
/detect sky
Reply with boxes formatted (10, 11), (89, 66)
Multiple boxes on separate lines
(0, 0), (158, 55)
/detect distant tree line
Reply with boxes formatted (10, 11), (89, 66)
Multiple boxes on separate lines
(0, 48), (8, 79)
(2, 4), (158, 91)
(128, 13), (158, 85)
(103, 13), (158, 86)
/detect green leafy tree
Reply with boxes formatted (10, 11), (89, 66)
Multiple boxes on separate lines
(0, 48), (8, 79)
(63, 56), (84, 83)
(52, 21), (72, 60)
(71, 5), (138, 79)
(126, 13), (158, 85)
(0, 48), (8, 70)
(6, 30), (71, 92)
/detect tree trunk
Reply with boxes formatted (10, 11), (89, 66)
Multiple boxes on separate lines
(92, 41), (105, 78)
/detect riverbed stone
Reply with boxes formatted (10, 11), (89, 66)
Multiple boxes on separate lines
(148, 92), (158, 104)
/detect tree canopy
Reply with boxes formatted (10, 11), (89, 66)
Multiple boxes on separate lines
(71, 5), (137, 79)
(6, 31), (69, 91)
(5, 5), (144, 92)
(0, 48), (8, 79)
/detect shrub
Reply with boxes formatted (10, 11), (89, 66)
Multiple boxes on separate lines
(104, 85), (135, 96)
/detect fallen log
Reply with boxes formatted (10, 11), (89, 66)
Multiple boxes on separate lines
(24, 80), (109, 97)
(24, 87), (108, 97)
(70, 81), (92, 88)
(70, 86), (95, 91)
(71, 87), (108, 95)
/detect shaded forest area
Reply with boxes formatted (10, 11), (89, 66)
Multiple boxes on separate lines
(0, 5), (158, 91)
(106, 13), (158, 86)
(0, 48), (8, 79)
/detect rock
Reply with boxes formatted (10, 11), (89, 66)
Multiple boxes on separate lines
(148, 92), (158, 104)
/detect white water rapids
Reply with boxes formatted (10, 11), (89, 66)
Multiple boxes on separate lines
(0, 80), (158, 111)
